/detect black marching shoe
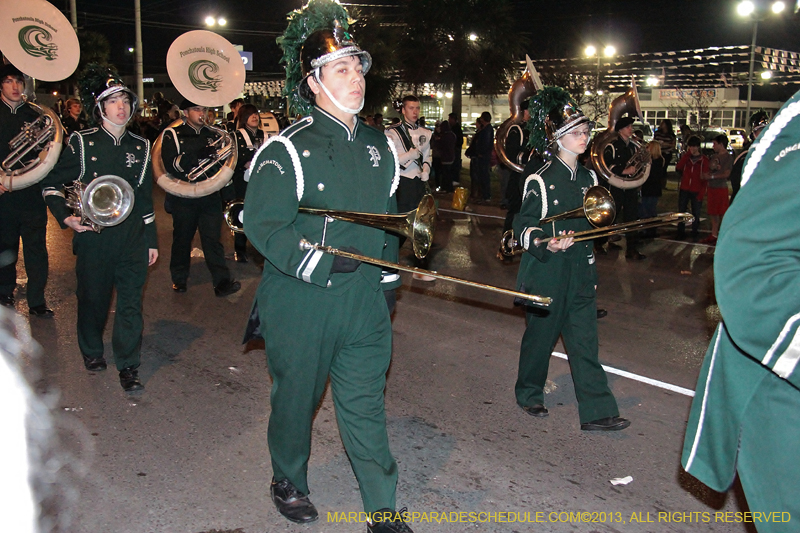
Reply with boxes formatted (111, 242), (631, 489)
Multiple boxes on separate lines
(214, 279), (241, 297)
(368, 508), (414, 533)
(29, 305), (54, 318)
(270, 478), (319, 524)
(119, 367), (144, 392)
(581, 416), (630, 431)
(82, 355), (108, 371)
(234, 251), (249, 263)
(172, 282), (187, 293)
(0, 294), (14, 307)
(596, 308), (608, 319)
(521, 404), (549, 418)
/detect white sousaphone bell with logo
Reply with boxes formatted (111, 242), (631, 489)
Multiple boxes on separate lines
(0, 0), (80, 191)
(151, 30), (246, 198)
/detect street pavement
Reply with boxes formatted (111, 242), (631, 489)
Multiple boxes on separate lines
(8, 187), (758, 533)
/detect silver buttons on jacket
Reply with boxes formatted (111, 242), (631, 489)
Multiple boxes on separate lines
(317, 183), (325, 191)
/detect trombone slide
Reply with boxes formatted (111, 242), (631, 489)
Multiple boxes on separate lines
(299, 240), (551, 306)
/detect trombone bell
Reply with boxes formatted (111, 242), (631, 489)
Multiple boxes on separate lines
(300, 194), (436, 259)
(540, 186), (616, 228)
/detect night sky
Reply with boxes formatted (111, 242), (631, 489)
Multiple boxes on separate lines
(52, 0), (800, 78)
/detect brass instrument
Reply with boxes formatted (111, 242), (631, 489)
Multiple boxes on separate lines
(223, 200), (245, 234)
(500, 213), (695, 256)
(0, 102), (64, 191)
(589, 77), (651, 190)
(494, 56), (543, 173)
(64, 175), (135, 233)
(0, 0), (80, 191)
(300, 194), (436, 260)
(299, 240), (551, 306)
(540, 186), (615, 228)
(151, 118), (237, 198)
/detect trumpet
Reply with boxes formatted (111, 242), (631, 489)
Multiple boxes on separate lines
(500, 213), (695, 256)
(64, 175), (135, 233)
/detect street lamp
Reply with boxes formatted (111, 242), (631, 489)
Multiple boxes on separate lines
(738, 1), (785, 121)
(205, 15), (227, 27)
(585, 44), (616, 90)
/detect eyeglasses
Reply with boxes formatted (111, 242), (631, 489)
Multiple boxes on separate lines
(567, 129), (591, 138)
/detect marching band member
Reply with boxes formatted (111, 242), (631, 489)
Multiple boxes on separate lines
(229, 103), (264, 263)
(514, 87), (630, 431)
(0, 64), (53, 317)
(242, 1), (410, 530)
(385, 95), (435, 281)
(39, 64), (157, 391)
(159, 99), (240, 296)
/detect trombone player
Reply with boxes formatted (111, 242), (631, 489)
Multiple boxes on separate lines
(0, 63), (53, 317)
(242, 1), (410, 530)
(159, 99), (240, 297)
(513, 87), (630, 432)
(39, 64), (157, 392)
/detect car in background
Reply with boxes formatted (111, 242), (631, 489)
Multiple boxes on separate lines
(259, 111), (281, 138)
(723, 127), (747, 151)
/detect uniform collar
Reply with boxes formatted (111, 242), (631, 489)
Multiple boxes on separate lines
(312, 106), (360, 142)
(402, 119), (417, 130)
(100, 124), (128, 146)
(555, 155), (578, 181)
(1, 96), (24, 113)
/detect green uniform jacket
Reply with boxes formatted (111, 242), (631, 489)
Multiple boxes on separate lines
(243, 107), (401, 294)
(40, 126), (157, 249)
(682, 90), (800, 491)
(160, 122), (221, 180)
(514, 157), (599, 298)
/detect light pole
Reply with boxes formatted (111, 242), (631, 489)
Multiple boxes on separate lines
(738, 1), (785, 121)
(585, 44), (616, 91)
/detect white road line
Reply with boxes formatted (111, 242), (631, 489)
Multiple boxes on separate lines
(551, 351), (695, 397)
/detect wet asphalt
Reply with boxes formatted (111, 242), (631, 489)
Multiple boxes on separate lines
(9, 184), (756, 533)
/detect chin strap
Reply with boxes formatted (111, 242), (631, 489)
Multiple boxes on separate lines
(99, 107), (132, 128)
(556, 139), (580, 156)
(313, 69), (364, 115)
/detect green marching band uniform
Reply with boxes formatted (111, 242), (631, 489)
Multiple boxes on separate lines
(513, 88), (628, 430)
(682, 90), (800, 528)
(241, 1), (410, 530)
(159, 102), (239, 295)
(0, 64), (51, 315)
(40, 65), (155, 391)
(230, 110), (265, 261)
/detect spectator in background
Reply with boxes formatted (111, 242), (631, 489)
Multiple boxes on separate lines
(700, 134), (732, 245)
(467, 111), (494, 202)
(730, 111), (769, 204)
(675, 135), (708, 241)
(226, 98), (244, 131)
(679, 124), (694, 152)
(433, 119), (456, 193)
(640, 141), (666, 238)
(448, 112), (464, 189)
(373, 113), (385, 132)
(654, 119), (677, 170)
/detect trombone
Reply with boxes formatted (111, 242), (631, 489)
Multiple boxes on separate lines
(500, 213), (694, 256)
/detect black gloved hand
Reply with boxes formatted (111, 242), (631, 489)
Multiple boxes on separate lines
(330, 247), (362, 274)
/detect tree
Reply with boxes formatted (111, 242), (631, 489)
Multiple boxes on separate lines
(350, 13), (400, 114)
(396, 0), (525, 117)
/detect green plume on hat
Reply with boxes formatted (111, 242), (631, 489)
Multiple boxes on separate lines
(278, 0), (353, 116)
(525, 86), (577, 155)
(78, 62), (123, 126)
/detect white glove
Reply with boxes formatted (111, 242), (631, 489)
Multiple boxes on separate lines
(420, 170), (430, 182)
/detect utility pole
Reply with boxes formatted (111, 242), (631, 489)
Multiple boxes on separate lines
(134, 0), (144, 106)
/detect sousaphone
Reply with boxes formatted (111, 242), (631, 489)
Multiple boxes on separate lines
(494, 56), (543, 173)
(588, 77), (651, 190)
(0, 0), (80, 190)
(152, 30), (245, 197)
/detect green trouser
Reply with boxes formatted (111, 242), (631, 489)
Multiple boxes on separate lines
(0, 193), (49, 308)
(516, 263), (619, 424)
(74, 224), (148, 370)
(259, 273), (398, 513)
(169, 195), (231, 286)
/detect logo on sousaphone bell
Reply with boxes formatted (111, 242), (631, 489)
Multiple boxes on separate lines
(188, 59), (222, 92)
(18, 25), (58, 61)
